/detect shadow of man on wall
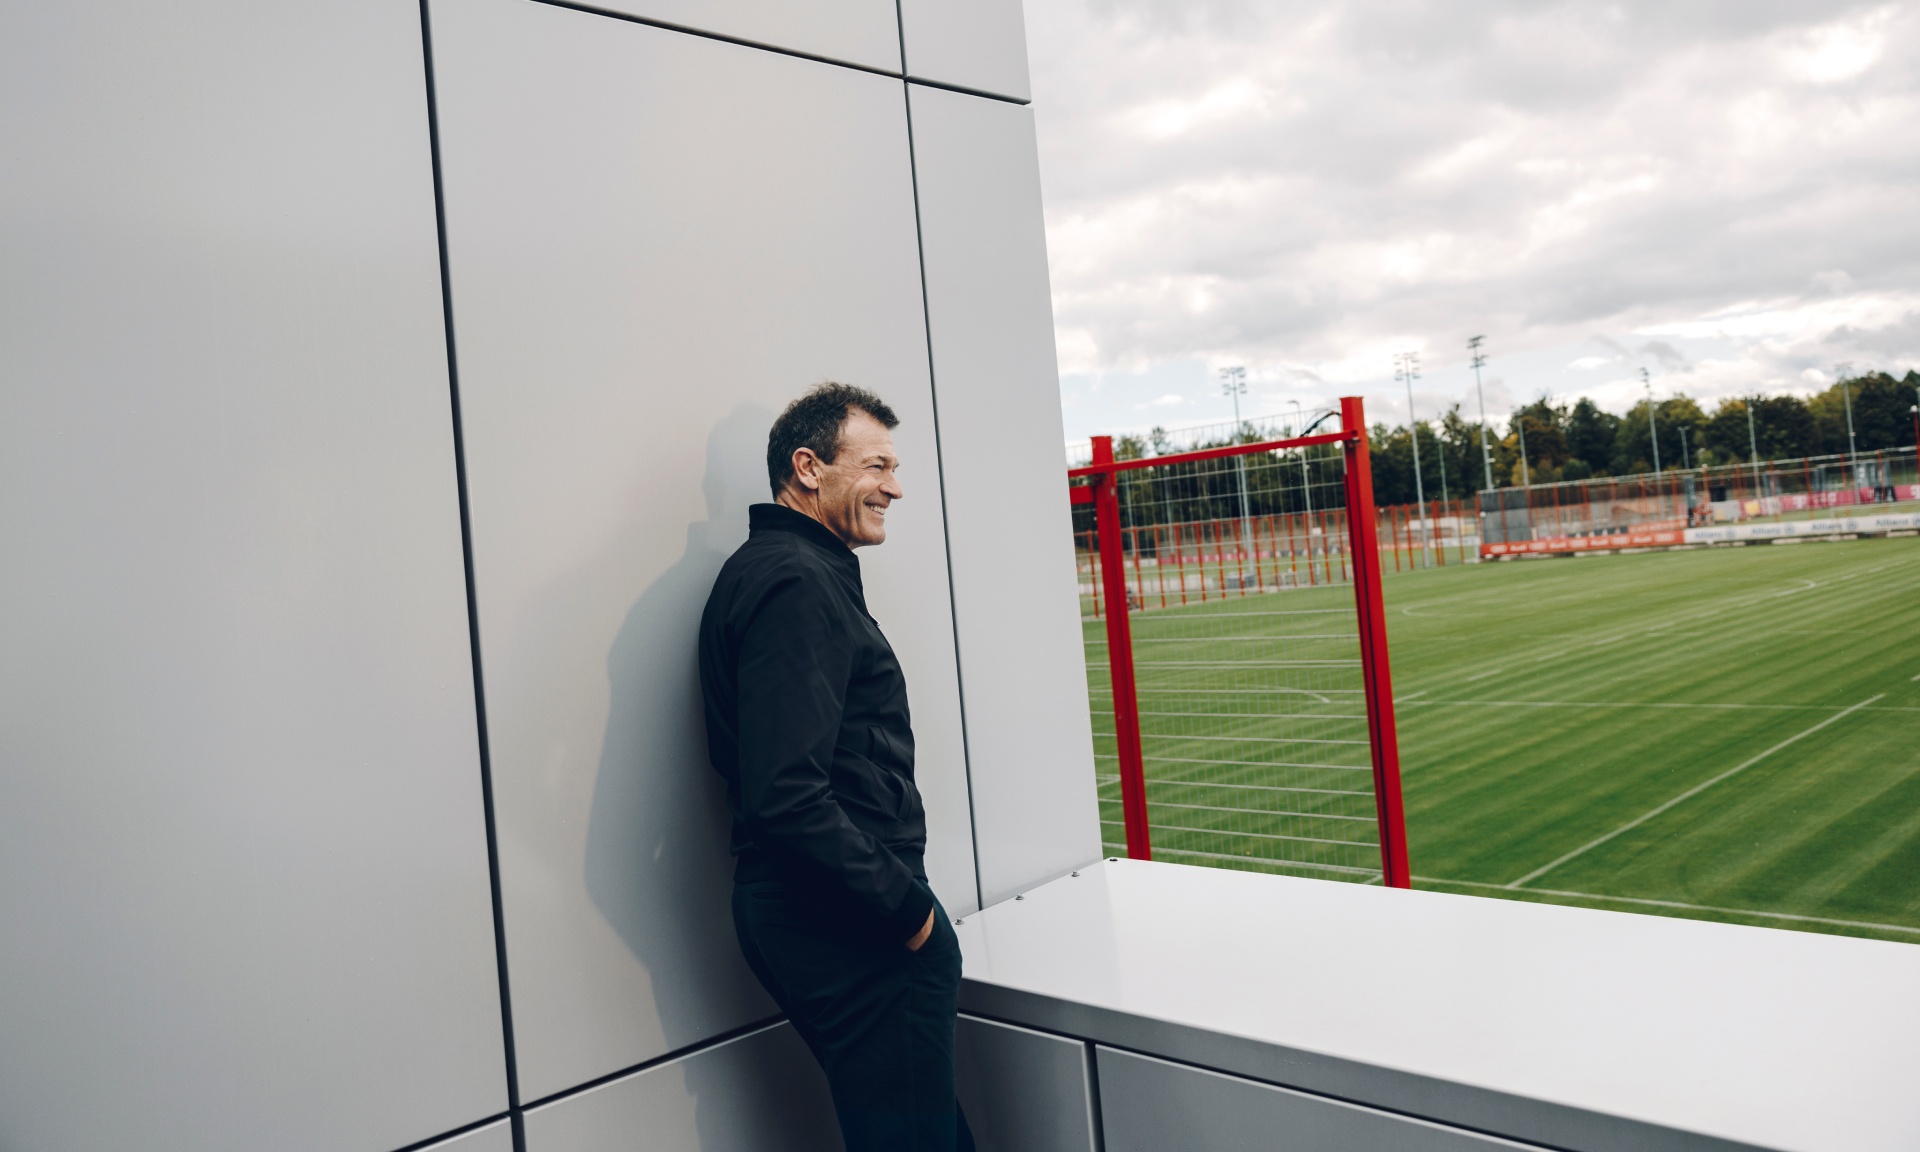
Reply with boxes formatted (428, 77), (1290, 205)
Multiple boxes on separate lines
(583, 404), (840, 1149)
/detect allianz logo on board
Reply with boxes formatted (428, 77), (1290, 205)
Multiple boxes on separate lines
(1690, 512), (1920, 543)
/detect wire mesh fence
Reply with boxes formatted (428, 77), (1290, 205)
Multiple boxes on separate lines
(1480, 445), (1920, 547)
(1070, 414), (1395, 883)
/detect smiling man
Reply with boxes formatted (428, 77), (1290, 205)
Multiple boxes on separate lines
(698, 383), (972, 1151)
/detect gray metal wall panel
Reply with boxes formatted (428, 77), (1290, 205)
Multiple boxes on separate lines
(957, 1016), (1098, 1152)
(0, 3), (507, 1150)
(421, 1120), (517, 1152)
(584, 0), (900, 73)
(900, 0), (1032, 102)
(430, 0), (979, 1100)
(524, 1023), (840, 1152)
(908, 87), (1102, 905)
(1097, 1048), (1546, 1152)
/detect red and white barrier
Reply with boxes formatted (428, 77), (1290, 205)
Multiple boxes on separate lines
(1483, 511), (1920, 557)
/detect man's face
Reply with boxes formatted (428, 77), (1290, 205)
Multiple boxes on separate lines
(799, 411), (903, 548)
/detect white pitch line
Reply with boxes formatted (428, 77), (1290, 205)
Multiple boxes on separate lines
(1417, 700), (1842, 711)
(1418, 877), (1920, 937)
(1465, 667), (1504, 682)
(1508, 694), (1886, 889)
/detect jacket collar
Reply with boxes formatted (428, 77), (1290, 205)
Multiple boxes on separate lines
(749, 503), (860, 575)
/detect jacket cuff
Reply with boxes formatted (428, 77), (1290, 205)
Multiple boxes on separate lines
(884, 879), (937, 944)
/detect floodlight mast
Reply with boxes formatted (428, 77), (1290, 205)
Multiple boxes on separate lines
(1837, 362), (1859, 484)
(1220, 366), (1254, 559)
(1643, 367), (1660, 475)
(1396, 351), (1434, 569)
(1468, 336), (1493, 491)
(1679, 424), (1692, 471)
(1515, 406), (1531, 488)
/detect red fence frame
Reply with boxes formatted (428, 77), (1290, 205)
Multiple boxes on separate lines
(1068, 397), (1411, 887)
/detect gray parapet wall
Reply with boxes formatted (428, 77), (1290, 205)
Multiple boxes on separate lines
(956, 859), (1920, 1152)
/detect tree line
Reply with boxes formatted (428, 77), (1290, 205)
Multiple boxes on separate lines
(1366, 370), (1920, 508)
(1070, 370), (1919, 533)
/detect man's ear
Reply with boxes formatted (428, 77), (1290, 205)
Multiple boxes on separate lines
(789, 447), (824, 492)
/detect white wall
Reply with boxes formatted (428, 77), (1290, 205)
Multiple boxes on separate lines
(430, 0), (980, 1103)
(523, 1023), (840, 1152)
(901, 0), (1033, 101)
(909, 86), (1104, 904)
(0, 0), (1086, 1146)
(0, 2), (507, 1149)
(577, 0), (901, 71)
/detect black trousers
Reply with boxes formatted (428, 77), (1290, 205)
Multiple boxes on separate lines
(733, 878), (975, 1152)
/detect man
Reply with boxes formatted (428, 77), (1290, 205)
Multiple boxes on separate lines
(699, 383), (973, 1152)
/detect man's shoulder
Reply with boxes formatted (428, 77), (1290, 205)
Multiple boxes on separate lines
(713, 530), (839, 603)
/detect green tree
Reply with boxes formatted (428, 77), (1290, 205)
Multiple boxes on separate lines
(1366, 421), (1450, 506)
(1503, 399), (1571, 484)
(1754, 394), (1816, 458)
(1612, 394), (1707, 473)
(1812, 371), (1920, 452)
(1436, 404), (1495, 497)
(1565, 397), (1617, 477)
(1704, 397), (1754, 464)
(1701, 395), (1817, 464)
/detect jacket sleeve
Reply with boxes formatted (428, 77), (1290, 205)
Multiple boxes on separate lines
(733, 571), (934, 942)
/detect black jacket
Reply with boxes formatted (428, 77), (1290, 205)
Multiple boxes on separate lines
(698, 502), (935, 942)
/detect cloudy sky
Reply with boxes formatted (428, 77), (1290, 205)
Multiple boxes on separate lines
(1025, 1), (1920, 443)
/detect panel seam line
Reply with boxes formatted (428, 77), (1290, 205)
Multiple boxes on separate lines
(517, 1015), (788, 1113)
(417, 3), (525, 1147)
(900, 81), (986, 913)
(524, 0), (905, 79)
(517, 0), (1031, 104)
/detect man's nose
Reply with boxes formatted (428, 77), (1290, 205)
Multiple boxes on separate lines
(882, 473), (904, 499)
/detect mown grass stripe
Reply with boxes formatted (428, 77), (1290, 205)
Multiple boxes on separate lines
(1507, 695), (1884, 888)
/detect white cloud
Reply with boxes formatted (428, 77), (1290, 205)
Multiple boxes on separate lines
(1782, 8), (1891, 84)
(1129, 76), (1281, 139)
(1029, 0), (1920, 433)
(1634, 291), (1920, 344)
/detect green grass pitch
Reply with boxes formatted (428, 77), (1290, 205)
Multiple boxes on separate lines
(1087, 536), (1920, 944)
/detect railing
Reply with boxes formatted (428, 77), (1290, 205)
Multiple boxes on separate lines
(1068, 397), (1410, 887)
(1476, 445), (1920, 553)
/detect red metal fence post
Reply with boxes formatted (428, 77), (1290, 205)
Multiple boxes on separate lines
(1338, 398), (1411, 888)
(1091, 436), (1152, 860)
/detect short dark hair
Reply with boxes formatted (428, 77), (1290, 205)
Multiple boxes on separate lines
(766, 382), (899, 497)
